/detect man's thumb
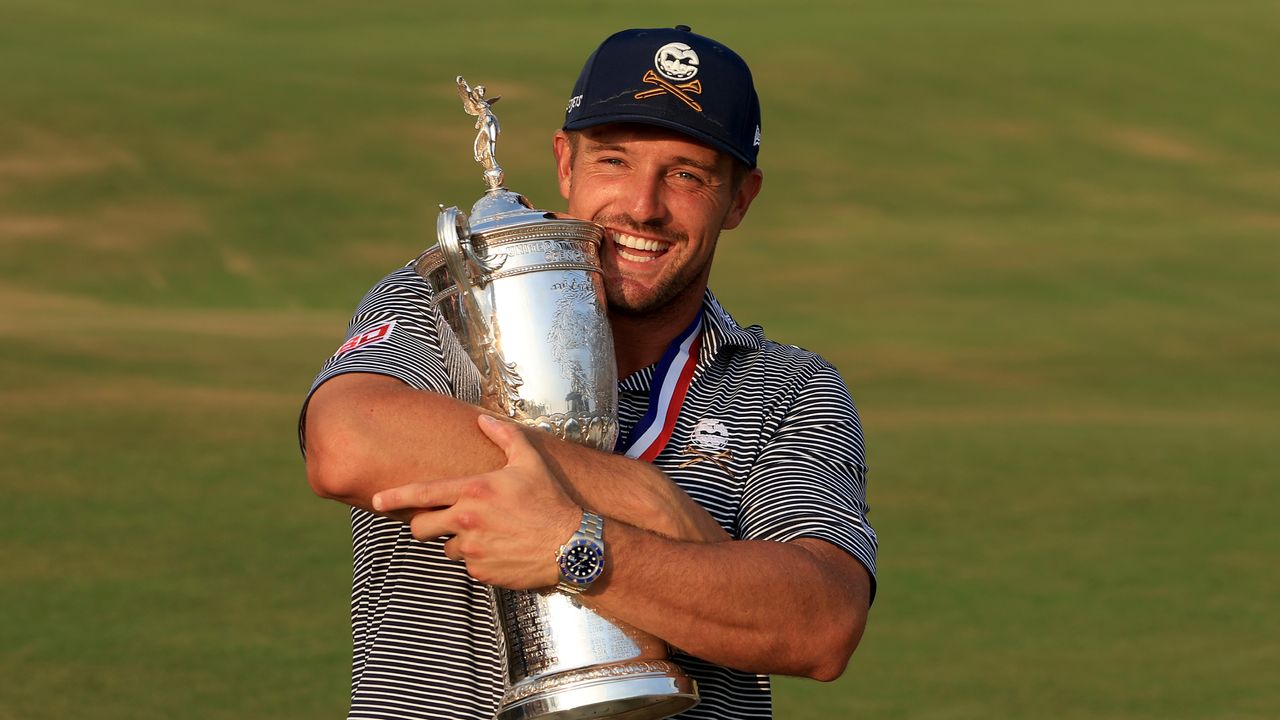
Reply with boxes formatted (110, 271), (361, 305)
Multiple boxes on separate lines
(477, 414), (530, 462)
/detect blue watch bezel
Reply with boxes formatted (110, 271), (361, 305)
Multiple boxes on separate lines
(557, 537), (605, 585)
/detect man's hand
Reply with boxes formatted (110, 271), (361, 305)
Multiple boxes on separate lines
(372, 414), (581, 590)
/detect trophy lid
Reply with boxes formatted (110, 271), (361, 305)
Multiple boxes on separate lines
(468, 188), (557, 238)
(466, 188), (603, 253)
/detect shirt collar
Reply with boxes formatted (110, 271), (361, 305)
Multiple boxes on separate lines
(699, 289), (763, 359)
(619, 289), (762, 391)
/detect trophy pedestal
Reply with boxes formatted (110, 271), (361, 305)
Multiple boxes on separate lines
(494, 590), (698, 720)
(497, 660), (698, 720)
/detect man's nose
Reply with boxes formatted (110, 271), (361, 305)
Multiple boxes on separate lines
(626, 173), (668, 225)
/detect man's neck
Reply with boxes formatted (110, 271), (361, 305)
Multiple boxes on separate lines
(609, 293), (705, 380)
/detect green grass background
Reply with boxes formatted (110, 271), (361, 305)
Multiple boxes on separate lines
(2, 1), (1277, 718)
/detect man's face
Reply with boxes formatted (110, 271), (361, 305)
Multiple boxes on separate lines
(553, 124), (762, 319)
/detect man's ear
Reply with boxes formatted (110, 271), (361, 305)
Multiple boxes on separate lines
(722, 168), (764, 231)
(552, 130), (574, 201)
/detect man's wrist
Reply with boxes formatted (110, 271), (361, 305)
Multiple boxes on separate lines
(555, 510), (606, 594)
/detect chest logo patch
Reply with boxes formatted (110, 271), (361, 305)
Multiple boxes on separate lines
(691, 418), (729, 451)
(333, 321), (396, 358)
(680, 418), (733, 471)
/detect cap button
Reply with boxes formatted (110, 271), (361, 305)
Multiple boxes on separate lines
(675, 24), (691, 32)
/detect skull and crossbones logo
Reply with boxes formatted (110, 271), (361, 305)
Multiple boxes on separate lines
(635, 42), (703, 112)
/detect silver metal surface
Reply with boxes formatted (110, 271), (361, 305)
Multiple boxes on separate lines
(458, 76), (506, 190)
(418, 211), (618, 441)
(414, 77), (698, 720)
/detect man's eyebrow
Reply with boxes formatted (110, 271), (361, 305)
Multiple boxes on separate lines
(583, 141), (627, 154)
(581, 141), (721, 174)
(672, 155), (718, 174)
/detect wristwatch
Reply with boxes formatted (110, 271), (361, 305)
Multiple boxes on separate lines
(555, 511), (606, 595)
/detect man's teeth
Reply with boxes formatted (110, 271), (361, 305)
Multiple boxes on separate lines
(615, 233), (667, 252)
(614, 233), (669, 263)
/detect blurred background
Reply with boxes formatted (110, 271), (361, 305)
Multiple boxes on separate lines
(1, 1), (1276, 718)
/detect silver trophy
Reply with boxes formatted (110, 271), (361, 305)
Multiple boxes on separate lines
(414, 77), (698, 720)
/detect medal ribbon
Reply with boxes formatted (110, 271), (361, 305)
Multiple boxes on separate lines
(616, 313), (704, 462)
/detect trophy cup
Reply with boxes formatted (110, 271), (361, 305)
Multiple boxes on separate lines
(414, 77), (699, 720)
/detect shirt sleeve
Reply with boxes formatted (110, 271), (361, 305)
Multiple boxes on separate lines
(297, 265), (478, 455)
(737, 360), (879, 602)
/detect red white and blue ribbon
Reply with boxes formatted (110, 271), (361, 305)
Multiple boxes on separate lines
(616, 314), (704, 462)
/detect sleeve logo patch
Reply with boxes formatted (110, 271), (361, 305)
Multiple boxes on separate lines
(333, 321), (396, 358)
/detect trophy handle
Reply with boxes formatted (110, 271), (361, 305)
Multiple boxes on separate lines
(436, 206), (524, 416)
(437, 206), (476, 288)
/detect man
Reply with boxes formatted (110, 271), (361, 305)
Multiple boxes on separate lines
(302, 26), (877, 720)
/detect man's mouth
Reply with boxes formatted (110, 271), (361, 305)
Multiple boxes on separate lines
(611, 231), (671, 264)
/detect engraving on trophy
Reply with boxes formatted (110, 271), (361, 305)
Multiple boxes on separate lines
(548, 277), (604, 445)
(544, 245), (588, 264)
(494, 242), (544, 259)
(502, 589), (560, 677)
(484, 239), (588, 267)
(550, 278), (592, 294)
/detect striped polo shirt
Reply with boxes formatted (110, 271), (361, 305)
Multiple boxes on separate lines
(301, 264), (877, 720)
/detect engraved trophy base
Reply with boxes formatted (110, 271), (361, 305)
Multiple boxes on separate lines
(496, 660), (698, 720)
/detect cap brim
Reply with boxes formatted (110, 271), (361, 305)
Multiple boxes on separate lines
(564, 113), (756, 169)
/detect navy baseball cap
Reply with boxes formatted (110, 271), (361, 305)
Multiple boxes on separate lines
(563, 26), (762, 168)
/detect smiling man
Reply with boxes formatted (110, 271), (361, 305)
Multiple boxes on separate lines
(302, 26), (877, 720)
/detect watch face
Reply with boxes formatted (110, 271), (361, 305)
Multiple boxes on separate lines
(559, 538), (604, 583)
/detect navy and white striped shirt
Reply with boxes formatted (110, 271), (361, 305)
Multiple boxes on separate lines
(302, 264), (877, 720)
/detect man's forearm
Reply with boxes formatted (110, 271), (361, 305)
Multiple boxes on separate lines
(522, 428), (729, 542)
(305, 373), (727, 542)
(582, 526), (871, 681)
(304, 373), (502, 514)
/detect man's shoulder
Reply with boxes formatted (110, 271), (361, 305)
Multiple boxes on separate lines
(704, 296), (839, 376)
(755, 334), (836, 367)
(345, 261), (434, 313)
(367, 261), (430, 294)
(724, 335), (847, 403)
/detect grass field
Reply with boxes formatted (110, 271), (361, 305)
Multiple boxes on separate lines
(2, 1), (1277, 718)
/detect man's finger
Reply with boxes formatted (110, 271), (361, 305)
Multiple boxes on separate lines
(373, 477), (467, 512)
(477, 414), (538, 466)
(409, 508), (456, 543)
(441, 535), (463, 562)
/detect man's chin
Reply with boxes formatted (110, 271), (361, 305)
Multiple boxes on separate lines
(605, 286), (663, 318)
(606, 295), (657, 319)
(606, 280), (697, 322)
